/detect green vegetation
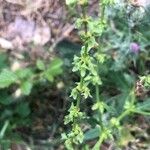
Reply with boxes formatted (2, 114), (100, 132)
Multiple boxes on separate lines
(0, 0), (149, 149)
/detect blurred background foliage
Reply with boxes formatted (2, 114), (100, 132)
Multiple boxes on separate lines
(0, 0), (149, 149)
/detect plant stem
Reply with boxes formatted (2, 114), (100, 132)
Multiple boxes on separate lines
(72, 4), (88, 140)
(76, 95), (81, 108)
(92, 131), (105, 150)
(0, 120), (9, 139)
(101, 6), (105, 20)
(96, 84), (100, 102)
(117, 110), (130, 122)
(81, 5), (88, 35)
(133, 111), (150, 116)
(92, 1), (107, 149)
(96, 81), (103, 128)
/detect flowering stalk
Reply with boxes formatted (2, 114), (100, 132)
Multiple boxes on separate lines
(62, 1), (90, 149)
(63, 1), (150, 150)
(63, 0), (115, 149)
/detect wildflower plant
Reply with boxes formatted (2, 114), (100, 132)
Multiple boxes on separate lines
(63, 0), (150, 150)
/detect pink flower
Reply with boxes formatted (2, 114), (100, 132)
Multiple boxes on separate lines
(130, 42), (140, 54)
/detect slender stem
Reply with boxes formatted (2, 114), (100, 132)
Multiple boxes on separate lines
(81, 4), (89, 56)
(96, 84), (100, 102)
(0, 120), (9, 139)
(73, 78), (83, 132)
(133, 111), (150, 116)
(117, 110), (130, 122)
(99, 1), (105, 20)
(81, 5), (88, 35)
(101, 6), (105, 20)
(76, 90), (82, 108)
(92, 131), (105, 150)
(75, 3), (88, 112)
(72, 5), (88, 144)
(94, 62), (104, 150)
(92, 1), (106, 149)
(96, 79), (103, 129)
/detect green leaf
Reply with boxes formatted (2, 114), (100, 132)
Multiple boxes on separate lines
(44, 58), (63, 82)
(95, 53), (106, 64)
(102, 0), (114, 5)
(80, 67), (86, 77)
(44, 73), (54, 82)
(136, 98), (150, 112)
(87, 36), (97, 51)
(84, 127), (100, 141)
(66, 0), (77, 5)
(0, 53), (8, 71)
(0, 92), (13, 105)
(75, 18), (83, 29)
(21, 81), (33, 95)
(15, 102), (30, 118)
(48, 58), (63, 74)
(15, 68), (33, 79)
(36, 59), (45, 71)
(70, 88), (78, 99)
(64, 103), (84, 125)
(0, 69), (17, 88)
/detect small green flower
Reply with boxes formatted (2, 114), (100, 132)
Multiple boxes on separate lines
(110, 117), (120, 128)
(64, 103), (84, 125)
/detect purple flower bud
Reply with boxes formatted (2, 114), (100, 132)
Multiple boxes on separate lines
(130, 42), (140, 54)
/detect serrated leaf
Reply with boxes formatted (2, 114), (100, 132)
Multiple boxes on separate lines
(44, 58), (63, 82)
(21, 81), (33, 95)
(36, 59), (45, 71)
(0, 69), (17, 88)
(15, 68), (33, 79)
(47, 58), (63, 74)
